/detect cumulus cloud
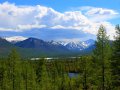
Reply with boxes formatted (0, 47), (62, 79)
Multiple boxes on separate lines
(0, 2), (119, 40)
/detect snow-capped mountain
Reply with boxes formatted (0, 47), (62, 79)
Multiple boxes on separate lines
(4, 36), (27, 43)
(3, 36), (95, 51)
(14, 37), (69, 53)
(50, 39), (95, 51)
(49, 40), (68, 46)
(65, 42), (87, 51)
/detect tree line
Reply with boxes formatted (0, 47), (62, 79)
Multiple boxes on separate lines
(0, 25), (120, 90)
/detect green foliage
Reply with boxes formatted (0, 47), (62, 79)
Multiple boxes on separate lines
(93, 25), (112, 90)
(0, 25), (119, 90)
(111, 24), (120, 89)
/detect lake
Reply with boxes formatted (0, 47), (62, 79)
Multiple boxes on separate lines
(68, 72), (79, 78)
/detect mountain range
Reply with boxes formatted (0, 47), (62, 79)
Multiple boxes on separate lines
(0, 37), (95, 57)
(49, 39), (95, 51)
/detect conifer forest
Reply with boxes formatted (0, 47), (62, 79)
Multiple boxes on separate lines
(0, 25), (120, 90)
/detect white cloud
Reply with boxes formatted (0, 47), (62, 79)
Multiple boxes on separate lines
(17, 24), (46, 31)
(80, 6), (119, 22)
(51, 25), (66, 29)
(0, 27), (14, 31)
(56, 38), (85, 42)
(0, 2), (119, 40)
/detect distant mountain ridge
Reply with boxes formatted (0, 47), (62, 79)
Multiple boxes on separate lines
(5, 37), (95, 51)
(0, 37), (72, 57)
(0, 37), (96, 57)
(49, 39), (95, 51)
(15, 37), (69, 52)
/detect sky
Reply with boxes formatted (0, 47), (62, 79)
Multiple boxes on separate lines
(0, 0), (120, 41)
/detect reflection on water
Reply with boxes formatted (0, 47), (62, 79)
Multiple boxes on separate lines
(68, 72), (79, 78)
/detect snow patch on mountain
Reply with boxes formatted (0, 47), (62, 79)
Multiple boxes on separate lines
(5, 36), (27, 43)
(50, 39), (95, 51)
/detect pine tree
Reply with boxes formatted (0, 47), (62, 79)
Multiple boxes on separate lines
(111, 24), (120, 89)
(0, 60), (4, 90)
(93, 25), (112, 90)
(40, 59), (52, 90)
(36, 59), (44, 84)
(7, 48), (22, 90)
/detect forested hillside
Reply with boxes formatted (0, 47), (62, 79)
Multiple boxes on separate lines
(0, 25), (119, 90)
(0, 37), (92, 58)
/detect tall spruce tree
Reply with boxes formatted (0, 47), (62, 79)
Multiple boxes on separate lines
(111, 24), (120, 89)
(7, 48), (21, 90)
(93, 25), (112, 90)
(0, 60), (5, 90)
(36, 59), (44, 84)
(40, 59), (52, 90)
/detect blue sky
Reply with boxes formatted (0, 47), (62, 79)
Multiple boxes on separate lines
(0, 0), (120, 41)
(0, 0), (120, 11)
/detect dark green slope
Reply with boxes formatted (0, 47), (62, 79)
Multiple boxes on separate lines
(15, 37), (70, 53)
(0, 37), (96, 58)
(0, 38), (15, 56)
(0, 38), (76, 58)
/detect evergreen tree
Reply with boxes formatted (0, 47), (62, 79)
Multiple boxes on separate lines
(93, 25), (112, 90)
(28, 61), (37, 90)
(36, 59), (44, 84)
(7, 48), (22, 90)
(111, 24), (120, 89)
(40, 59), (52, 90)
(0, 60), (5, 90)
